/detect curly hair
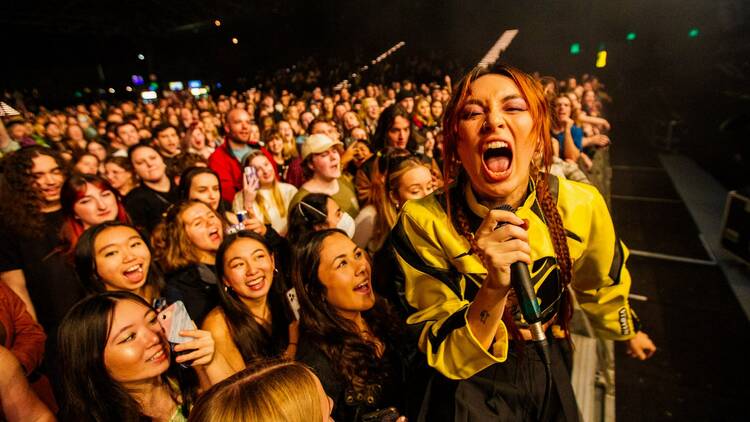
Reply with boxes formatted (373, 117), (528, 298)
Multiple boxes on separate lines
(290, 229), (405, 391)
(0, 146), (69, 237)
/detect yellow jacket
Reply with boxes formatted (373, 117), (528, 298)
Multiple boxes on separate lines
(392, 175), (637, 380)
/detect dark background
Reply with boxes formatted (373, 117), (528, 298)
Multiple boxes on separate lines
(1, 0), (748, 184)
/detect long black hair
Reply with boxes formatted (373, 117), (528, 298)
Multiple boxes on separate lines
(291, 229), (405, 390)
(214, 230), (290, 361)
(286, 193), (331, 244)
(371, 104), (417, 152)
(74, 221), (164, 296)
(58, 291), (197, 422)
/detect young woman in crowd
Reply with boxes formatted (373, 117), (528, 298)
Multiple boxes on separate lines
(392, 63), (655, 421)
(292, 229), (412, 422)
(73, 152), (100, 175)
(288, 133), (360, 219)
(431, 99), (444, 123)
(59, 173), (131, 256)
(360, 97), (380, 137)
(104, 156), (138, 196)
(357, 104), (442, 205)
(564, 91), (611, 137)
(286, 193), (355, 244)
(125, 143), (179, 234)
(178, 167), (238, 224)
(182, 122), (214, 160)
(64, 124), (87, 153)
(232, 151), (298, 236)
(202, 231), (297, 374)
(263, 130), (291, 180)
(353, 147), (435, 254)
(341, 111), (362, 143)
(75, 221), (164, 303)
(276, 120), (299, 159)
(58, 291), (231, 421)
(188, 360), (334, 422)
(161, 200), (224, 325)
(86, 139), (108, 166)
(412, 98), (436, 132)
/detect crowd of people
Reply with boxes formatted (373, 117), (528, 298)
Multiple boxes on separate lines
(0, 61), (655, 422)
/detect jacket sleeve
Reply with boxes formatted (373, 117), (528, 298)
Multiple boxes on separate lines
(1, 284), (46, 374)
(392, 201), (509, 380)
(567, 183), (638, 340)
(208, 150), (238, 203)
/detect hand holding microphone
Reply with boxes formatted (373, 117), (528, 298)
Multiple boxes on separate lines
(474, 206), (531, 293)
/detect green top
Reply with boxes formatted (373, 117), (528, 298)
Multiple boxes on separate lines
(288, 176), (360, 219)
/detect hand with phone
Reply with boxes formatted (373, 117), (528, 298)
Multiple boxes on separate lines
(158, 301), (215, 367)
(243, 166), (260, 210)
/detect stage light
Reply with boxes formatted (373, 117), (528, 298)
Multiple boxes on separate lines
(214, 19), (221, 27)
(595, 50), (607, 68)
(231, 37), (239, 45)
(131, 75), (145, 86)
(125, 86), (133, 92)
(74, 91), (83, 98)
(137, 53), (145, 60)
(148, 82), (159, 91)
(688, 28), (699, 38)
(570, 43), (580, 55)
(108, 88), (115, 94)
(626, 32), (636, 41)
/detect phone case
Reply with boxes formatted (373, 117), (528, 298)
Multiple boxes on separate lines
(244, 166), (258, 186)
(158, 301), (196, 343)
(286, 288), (301, 320)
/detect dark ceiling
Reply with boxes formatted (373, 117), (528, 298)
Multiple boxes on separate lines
(1, 0), (748, 103)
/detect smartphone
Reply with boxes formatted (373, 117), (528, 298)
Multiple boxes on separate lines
(244, 166), (258, 188)
(361, 407), (400, 422)
(286, 288), (301, 320)
(158, 301), (196, 344)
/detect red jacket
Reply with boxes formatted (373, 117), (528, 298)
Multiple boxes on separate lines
(208, 138), (277, 203)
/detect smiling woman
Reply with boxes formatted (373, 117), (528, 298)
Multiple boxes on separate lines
(58, 291), (231, 421)
(292, 229), (412, 422)
(202, 230), (297, 375)
(75, 221), (164, 303)
(59, 173), (131, 257)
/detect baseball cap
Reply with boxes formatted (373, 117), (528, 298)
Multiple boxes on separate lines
(301, 133), (343, 160)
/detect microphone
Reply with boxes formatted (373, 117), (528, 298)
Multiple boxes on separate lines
(493, 205), (546, 343)
(494, 204), (553, 422)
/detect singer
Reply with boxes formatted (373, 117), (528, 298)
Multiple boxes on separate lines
(392, 63), (655, 421)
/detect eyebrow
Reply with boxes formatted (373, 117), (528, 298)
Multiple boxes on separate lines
(96, 235), (142, 254)
(464, 94), (523, 107)
(31, 166), (60, 176)
(111, 309), (153, 342)
(332, 245), (359, 264)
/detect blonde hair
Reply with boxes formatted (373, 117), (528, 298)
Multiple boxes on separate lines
(188, 360), (323, 422)
(370, 149), (428, 250)
(245, 151), (287, 224)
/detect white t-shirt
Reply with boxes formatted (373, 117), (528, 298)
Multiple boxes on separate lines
(232, 183), (298, 236)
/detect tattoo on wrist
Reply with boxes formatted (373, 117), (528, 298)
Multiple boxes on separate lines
(479, 310), (490, 324)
